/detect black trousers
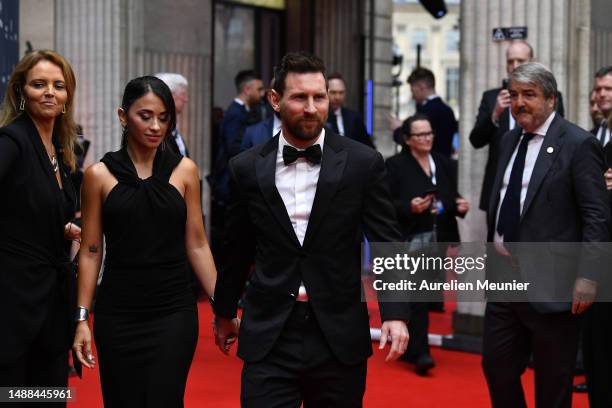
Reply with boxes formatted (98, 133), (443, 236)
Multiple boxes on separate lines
(583, 302), (612, 408)
(403, 302), (430, 361)
(240, 302), (367, 408)
(482, 302), (580, 408)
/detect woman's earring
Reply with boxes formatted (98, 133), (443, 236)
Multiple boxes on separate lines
(19, 98), (25, 111)
(62, 105), (66, 114)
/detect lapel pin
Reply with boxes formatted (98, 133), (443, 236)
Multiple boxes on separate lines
(546, 146), (554, 154)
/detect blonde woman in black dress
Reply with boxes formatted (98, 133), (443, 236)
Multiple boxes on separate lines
(73, 76), (218, 407)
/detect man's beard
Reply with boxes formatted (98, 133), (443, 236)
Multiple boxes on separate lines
(284, 114), (326, 141)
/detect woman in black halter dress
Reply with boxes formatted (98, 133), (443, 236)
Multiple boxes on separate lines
(72, 76), (219, 407)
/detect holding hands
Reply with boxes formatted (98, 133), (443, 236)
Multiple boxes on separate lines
(213, 316), (241, 355)
(64, 222), (82, 242)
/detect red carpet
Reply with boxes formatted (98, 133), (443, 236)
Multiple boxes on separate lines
(69, 301), (589, 407)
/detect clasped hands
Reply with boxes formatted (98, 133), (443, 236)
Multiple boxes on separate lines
(213, 316), (241, 355)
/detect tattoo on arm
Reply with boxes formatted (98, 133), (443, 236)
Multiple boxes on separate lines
(88, 245), (99, 253)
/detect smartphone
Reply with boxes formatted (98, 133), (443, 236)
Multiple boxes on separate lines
(502, 79), (509, 90)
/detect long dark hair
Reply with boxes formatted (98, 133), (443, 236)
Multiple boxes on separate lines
(120, 76), (176, 148)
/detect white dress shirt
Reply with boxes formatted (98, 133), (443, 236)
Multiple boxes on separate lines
(275, 129), (325, 301)
(272, 115), (282, 137)
(234, 97), (249, 111)
(276, 128), (325, 245)
(334, 108), (345, 136)
(494, 112), (556, 243)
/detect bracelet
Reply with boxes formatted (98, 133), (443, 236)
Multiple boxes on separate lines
(75, 306), (89, 322)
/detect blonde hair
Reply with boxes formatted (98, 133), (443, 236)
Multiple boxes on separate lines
(0, 50), (78, 172)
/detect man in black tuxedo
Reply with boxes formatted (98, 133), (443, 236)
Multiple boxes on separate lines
(213, 52), (409, 407)
(393, 67), (458, 158)
(470, 41), (565, 214)
(155, 72), (191, 157)
(326, 72), (375, 148)
(482, 63), (610, 408)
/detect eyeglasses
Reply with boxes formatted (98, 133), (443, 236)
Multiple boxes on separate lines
(409, 131), (434, 139)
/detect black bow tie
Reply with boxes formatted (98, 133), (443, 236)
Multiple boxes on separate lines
(282, 144), (322, 165)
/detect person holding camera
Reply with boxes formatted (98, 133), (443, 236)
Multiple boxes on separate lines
(386, 113), (469, 374)
(469, 40), (565, 217)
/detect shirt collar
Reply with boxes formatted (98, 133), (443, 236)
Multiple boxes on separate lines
(272, 115), (282, 135)
(234, 97), (250, 111)
(334, 107), (342, 116)
(421, 94), (439, 106)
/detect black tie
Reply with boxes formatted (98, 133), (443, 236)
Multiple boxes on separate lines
(599, 120), (608, 145)
(496, 133), (535, 242)
(283, 144), (322, 166)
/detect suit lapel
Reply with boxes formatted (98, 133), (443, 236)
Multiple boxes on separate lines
(255, 135), (301, 247)
(488, 128), (521, 227)
(302, 132), (348, 248)
(521, 115), (565, 219)
(500, 108), (510, 133)
(22, 116), (66, 251)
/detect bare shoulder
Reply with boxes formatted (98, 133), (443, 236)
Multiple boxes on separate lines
(83, 162), (118, 199)
(84, 162), (112, 182)
(175, 157), (200, 179)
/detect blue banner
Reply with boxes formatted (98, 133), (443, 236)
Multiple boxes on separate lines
(0, 0), (19, 99)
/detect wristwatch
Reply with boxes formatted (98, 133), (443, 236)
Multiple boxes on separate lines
(75, 306), (89, 322)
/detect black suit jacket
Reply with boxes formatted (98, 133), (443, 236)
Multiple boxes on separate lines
(327, 107), (375, 148)
(386, 149), (463, 242)
(392, 96), (458, 158)
(214, 131), (409, 365)
(471, 88), (565, 212)
(487, 115), (609, 311)
(0, 114), (76, 365)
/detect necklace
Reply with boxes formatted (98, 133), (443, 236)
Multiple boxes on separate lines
(50, 154), (59, 173)
(45, 143), (58, 173)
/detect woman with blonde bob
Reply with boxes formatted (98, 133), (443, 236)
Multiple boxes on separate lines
(0, 50), (81, 391)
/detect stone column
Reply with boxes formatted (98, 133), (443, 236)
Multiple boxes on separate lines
(365, 0), (395, 157)
(19, 0), (54, 55)
(55, 0), (126, 162)
(53, 0), (213, 218)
